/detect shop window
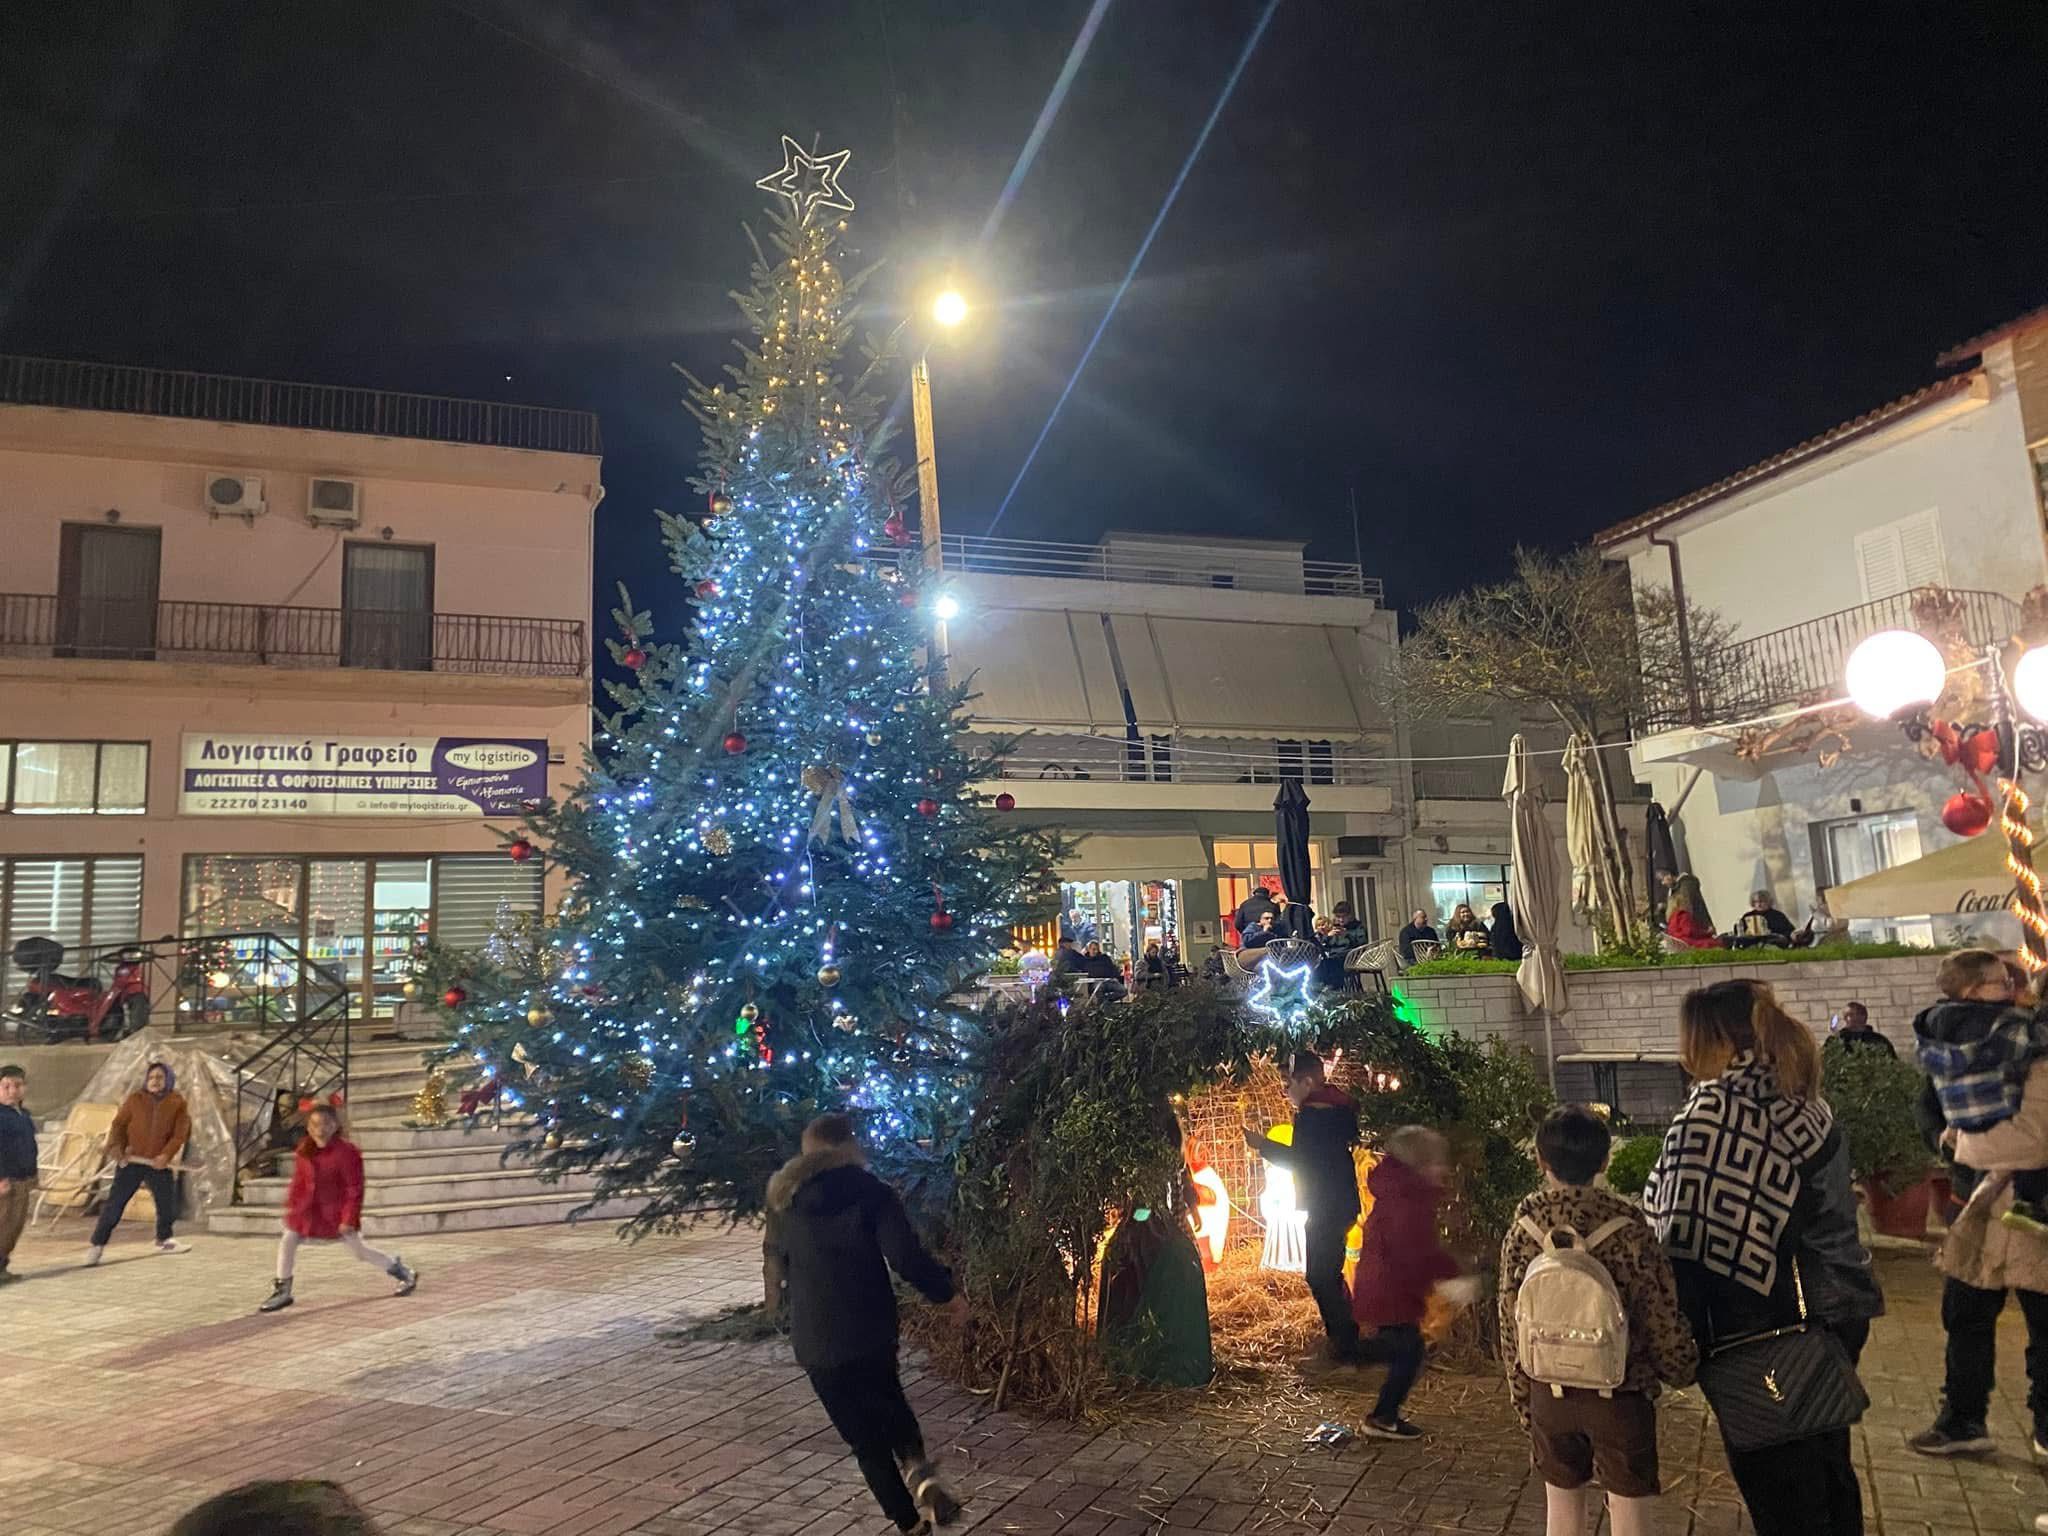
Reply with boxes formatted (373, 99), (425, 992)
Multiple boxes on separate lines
(1430, 862), (1511, 923)
(4, 741), (147, 814)
(1812, 809), (1929, 945)
(1, 856), (143, 995)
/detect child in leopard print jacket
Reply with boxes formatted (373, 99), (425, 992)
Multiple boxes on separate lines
(1500, 1106), (1698, 1536)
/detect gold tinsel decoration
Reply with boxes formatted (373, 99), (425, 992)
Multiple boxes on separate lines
(411, 1070), (449, 1125)
(621, 1055), (654, 1090)
(702, 826), (733, 856)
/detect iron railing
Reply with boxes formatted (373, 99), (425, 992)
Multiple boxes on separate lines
(176, 931), (352, 1180)
(983, 732), (1386, 786)
(1644, 585), (2025, 731)
(912, 532), (1382, 601)
(0, 594), (586, 676)
(0, 353), (601, 455)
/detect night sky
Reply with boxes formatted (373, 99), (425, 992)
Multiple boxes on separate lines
(5, 2), (2047, 620)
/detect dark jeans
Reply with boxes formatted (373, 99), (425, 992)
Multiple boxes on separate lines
(1303, 1212), (1358, 1357)
(89, 1163), (176, 1246)
(1939, 1276), (2048, 1433)
(1358, 1323), (1425, 1422)
(1724, 1427), (1861, 1536)
(807, 1355), (927, 1531)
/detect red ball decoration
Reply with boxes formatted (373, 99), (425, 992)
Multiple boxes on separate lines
(994, 792), (1017, 812)
(1943, 791), (1994, 838)
(930, 910), (955, 931)
(507, 837), (535, 863)
(897, 588), (919, 608)
(915, 797), (939, 818)
(722, 732), (748, 755)
(442, 985), (468, 1008)
(694, 579), (720, 600)
(883, 512), (909, 545)
(621, 647), (647, 670)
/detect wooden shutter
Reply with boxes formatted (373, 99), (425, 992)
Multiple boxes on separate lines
(1855, 511), (1946, 601)
(1898, 509), (1948, 588)
(1855, 526), (1907, 601)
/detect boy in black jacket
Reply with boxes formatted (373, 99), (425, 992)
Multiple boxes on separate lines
(765, 1114), (965, 1535)
(1247, 1050), (1362, 1361)
(0, 1064), (36, 1284)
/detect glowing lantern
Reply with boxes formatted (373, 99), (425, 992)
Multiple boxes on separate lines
(1258, 1124), (1308, 1273)
(1190, 1162), (1230, 1269)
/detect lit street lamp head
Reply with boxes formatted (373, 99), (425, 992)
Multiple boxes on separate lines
(931, 289), (969, 329)
(931, 593), (962, 622)
(1844, 628), (1945, 719)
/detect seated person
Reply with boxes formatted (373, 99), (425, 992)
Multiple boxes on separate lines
(1488, 901), (1523, 962)
(1729, 888), (1796, 949)
(1396, 909), (1439, 964)
(1052, 937), (1087, 976)
(1445, 902), (1491, 956)
(1662, 874), (1719, 950)
(1137, 939), (1171, 988)
(1239, 910), (1284, 952)
(1234, 887), (1280, 937)
(1330, 901), (1368, 950)
(1077, 940), (1128, 1000)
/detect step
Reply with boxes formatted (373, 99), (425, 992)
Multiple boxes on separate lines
(235, 1164), (608, 1211)
(347, 1121), (534, 1151)
(206, 1185), (651, 1238)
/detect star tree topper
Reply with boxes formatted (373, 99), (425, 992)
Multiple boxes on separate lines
(755, 135), (855, 224)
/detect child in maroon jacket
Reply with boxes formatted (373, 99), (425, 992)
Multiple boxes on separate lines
(1350, 1125), (1480, 1438)
(257, 1103), (417, 1312)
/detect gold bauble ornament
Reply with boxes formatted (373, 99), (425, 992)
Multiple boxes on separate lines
(739, 1002), (760, 1022)
(543, 1128), (564, 1150)
(866, 732), (883, 746)
(702, 826), (733, 856)
(527, 1006), (552, 1027)
(401, 979), (419, 998)
(816, 963), (842, 987)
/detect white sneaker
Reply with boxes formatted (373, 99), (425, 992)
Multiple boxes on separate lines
(84, 1245), (104, 1267)
(155, 1239), (189, 1254)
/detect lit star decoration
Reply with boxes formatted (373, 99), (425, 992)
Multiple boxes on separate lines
(755, 135), (855, 225)
(1247, 958), (1317, 1027)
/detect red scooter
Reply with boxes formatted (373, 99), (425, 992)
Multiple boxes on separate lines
(5, 936), (154, 1043)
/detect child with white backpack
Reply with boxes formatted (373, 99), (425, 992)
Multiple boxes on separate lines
(1499, 1106), (1699, 1536)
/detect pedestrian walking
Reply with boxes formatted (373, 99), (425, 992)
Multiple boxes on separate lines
(764, 1113), (964, 1536)
(87, 1060), (191, 1262)
(1244, 1050), (1363, 1363)
(257, 1103), (417, 1312)
(0, 1064), (36, 1283)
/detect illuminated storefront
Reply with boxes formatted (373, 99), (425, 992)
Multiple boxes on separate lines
(1214, 839), (1327, 945)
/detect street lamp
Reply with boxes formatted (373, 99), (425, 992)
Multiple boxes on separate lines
(1842, 629), (1945, 719)
(910, 285), (970, 677)
(931, 592), (961, 623)
(931, 289), (969, 329)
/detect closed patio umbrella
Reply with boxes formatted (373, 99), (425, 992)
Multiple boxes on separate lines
(1505, 734), (1568, 1090)
(1646, 802), (1681, 922)
(1562, 736), (1602, 922)
(1274, 777), (1313, 938)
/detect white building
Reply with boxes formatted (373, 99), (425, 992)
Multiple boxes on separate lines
(1598, 304), (2048, 941)
(939, 530), (1592, 961)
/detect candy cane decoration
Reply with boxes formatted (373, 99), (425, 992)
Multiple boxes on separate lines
(2000, 775), (2048, 971)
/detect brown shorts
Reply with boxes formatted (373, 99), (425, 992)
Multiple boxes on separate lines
(1528, 1388), (1660, 1497)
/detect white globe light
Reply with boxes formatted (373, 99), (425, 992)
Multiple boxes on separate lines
(2015, 646), (2048, 723)
(931, 593), (961, 622)
(1844, 629), (1945, 719)
(931, 290), (968, 328)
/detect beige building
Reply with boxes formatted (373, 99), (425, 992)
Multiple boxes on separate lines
(0, 356), (600, 1025)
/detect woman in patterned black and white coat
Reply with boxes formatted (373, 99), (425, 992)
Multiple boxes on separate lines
(1644, 978), (1877, 1536)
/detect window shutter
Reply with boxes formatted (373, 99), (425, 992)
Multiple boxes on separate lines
(3, 859), (86, 994)
(88, 857), (144, 952)
(1855, 526), (1907, 601)
(1898, 510), (1947, 589)
(433, 855), (542, 952)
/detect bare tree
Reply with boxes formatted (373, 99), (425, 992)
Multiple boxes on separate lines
(1391, 548), (1735, 949)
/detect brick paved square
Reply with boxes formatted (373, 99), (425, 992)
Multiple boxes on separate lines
(2, 1224), (2041, 1534)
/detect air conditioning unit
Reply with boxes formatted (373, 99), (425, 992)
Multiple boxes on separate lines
(306, 476), (363, 527)
(205, 471), (267, 520)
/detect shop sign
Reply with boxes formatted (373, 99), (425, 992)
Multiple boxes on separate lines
(180, 734), (547, 818)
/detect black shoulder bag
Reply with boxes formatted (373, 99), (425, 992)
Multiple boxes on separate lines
(1696, 1257), (1868, 1451)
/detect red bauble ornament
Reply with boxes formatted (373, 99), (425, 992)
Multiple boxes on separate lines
(897, 588), (919, 608)
(883, 512), (908, 545)
(915, 797), (939, 818)
(442, 985), (468, 1008)
(507, 837), (536, 863)
(722, 732), (748, 755)
(694, 579), (720, 600)
(930, 909), (954, 931)
(1943, 791), (1995, 838)
(621, 647), (647, 670)
(994, 792), (1017, 812)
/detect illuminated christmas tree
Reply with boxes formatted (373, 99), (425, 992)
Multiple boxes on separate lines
(422, 144), (1062, 1225)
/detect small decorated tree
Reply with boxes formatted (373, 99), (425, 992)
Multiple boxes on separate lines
(420, 142), (1062, 1226)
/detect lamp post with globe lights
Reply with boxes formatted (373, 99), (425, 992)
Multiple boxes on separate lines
(912, 288), (969, 675)
(1843, 627), (2048, 967)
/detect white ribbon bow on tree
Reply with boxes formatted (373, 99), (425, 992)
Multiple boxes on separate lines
(803, 766), (861, 845)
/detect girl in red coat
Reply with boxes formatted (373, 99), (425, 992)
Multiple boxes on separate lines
(257, 1103), (418, 1312)
(1350, 1125), (1480, 1439)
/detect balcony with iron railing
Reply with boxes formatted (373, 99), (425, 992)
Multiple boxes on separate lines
(0, 594), (586, 677)
(906, 532), (1383, 601)
(0, 353), (601, 455)
(983, 733), (1386, 787)
(1644, 585), (2024, 732)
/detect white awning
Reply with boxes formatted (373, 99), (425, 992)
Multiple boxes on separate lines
(1826, 829), (2031, 920)
(1146, 618), (1371, 739)
(947, 607), (1122, 730)
(1060, 832), (1212, 882)
(1110, 614), (1175, 730)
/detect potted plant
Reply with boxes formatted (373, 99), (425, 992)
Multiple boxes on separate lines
(1823, 1045), (1940, 1238)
